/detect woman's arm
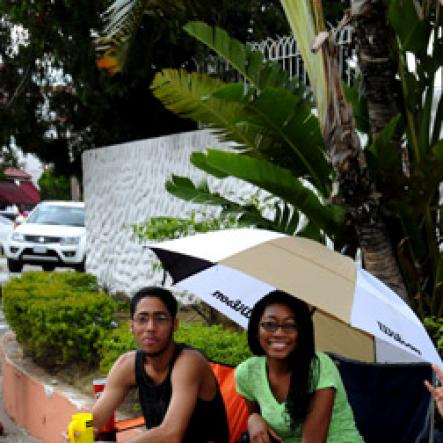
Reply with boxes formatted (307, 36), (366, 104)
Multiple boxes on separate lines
(301, 388), (335, 443)
(245, 399), (282, 443)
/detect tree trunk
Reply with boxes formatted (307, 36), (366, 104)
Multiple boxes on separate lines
(325, 101), (408, 300)
(319, 16), (409, 302)
(351, 0), (402, 142)
(347, 0), (409, 300)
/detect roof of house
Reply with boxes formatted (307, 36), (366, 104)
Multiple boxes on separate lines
(0, 181), (41, 205)
(3, 167), (32, 180)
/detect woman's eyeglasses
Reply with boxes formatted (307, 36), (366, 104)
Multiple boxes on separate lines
(260, 321), (297, 333)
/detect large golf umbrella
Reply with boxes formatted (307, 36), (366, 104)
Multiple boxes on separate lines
(148, 228), (441, 365)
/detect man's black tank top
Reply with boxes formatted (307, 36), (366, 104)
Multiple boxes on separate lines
(135, 343), (229, 443)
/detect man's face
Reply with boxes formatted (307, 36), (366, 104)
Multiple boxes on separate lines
(131, 296), (178, 356)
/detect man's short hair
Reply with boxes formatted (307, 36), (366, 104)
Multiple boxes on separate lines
(130, 286), (178, 319)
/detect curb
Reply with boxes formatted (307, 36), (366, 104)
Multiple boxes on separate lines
(0, 332), (142, 443)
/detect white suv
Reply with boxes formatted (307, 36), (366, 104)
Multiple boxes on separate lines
(5, 201), (86, 272)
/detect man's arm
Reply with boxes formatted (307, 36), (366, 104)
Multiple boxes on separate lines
(92, 351), (135, 431)
(128, 349), (207, 443)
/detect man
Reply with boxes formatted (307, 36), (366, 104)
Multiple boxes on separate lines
(74, 286), (229, 443)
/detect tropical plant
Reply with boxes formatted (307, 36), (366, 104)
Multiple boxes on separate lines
(152, 5), (443, 316)
(38, 168), (71, 200)
(99, 1), (443, 321)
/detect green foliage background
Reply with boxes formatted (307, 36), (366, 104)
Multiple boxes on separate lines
(2, 272), (117, 370)
(38, 169), (71, 200)
(99, 321), (250, 374)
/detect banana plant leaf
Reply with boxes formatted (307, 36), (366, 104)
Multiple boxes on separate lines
(184, 21), (292, 90)
(191, 149), (344, 236)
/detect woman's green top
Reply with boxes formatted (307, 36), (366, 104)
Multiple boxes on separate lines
(235, 352), (363, 442)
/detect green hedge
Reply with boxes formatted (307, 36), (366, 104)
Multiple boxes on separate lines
(3, 272), (251, 375)
(2, 272), (117, 370)
(99, 321), (251, 374)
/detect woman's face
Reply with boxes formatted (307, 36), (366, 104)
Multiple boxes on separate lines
(258, 303), (298, 360)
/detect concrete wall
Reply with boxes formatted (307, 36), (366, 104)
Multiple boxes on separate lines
(82, 129), (256, 297)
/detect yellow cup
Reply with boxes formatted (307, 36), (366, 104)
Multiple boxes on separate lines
(68, 412), (94, 443)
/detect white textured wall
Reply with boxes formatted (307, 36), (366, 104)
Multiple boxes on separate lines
(82, 129), (256, 297)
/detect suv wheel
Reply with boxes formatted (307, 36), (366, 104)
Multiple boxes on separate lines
(75, 260), (85, 272)
(42, 264), (56, 272)
(7, 259), (23, 273)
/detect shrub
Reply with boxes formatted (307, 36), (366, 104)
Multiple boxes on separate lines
(98, 321), (251, 374)
(2, 272), (117, 371)
(99, 321), (135, 374)
(175, 322), (251, 365)
(424, 316), (443, 352)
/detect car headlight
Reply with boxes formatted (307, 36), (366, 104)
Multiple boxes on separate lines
(60, 236), (80, 245)
(11, 232), (25, 242)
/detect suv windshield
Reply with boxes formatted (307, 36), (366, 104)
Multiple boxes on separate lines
(27, 205), (85, 227)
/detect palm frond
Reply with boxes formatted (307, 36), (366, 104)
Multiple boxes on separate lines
(96, 0), (186, 73)
(151, 68), (273, 150)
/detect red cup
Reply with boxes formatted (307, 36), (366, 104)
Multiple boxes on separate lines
(93, 378), (116, 441)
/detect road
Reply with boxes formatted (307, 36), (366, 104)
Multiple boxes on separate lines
(0, 258), (43, 442)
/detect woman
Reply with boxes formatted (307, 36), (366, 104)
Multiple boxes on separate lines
(235, 290), (363, 442)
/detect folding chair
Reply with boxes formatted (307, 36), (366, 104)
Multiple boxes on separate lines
(328, 353), (434, 443)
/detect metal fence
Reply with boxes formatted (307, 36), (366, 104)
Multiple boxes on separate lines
(198, 25), (356, 87)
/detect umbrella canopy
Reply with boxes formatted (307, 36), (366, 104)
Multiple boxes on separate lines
(149, 228), (441, 365)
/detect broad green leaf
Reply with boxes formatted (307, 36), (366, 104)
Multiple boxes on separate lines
(343, 80), (370, 136)
(201, 149), (344, 236)
(165, 175), (281, 231)
(214, 84), (330, 193)
(166, 175), (233, 206)
(367, 114), (402, 171)
(431, 93), (443, 147)
(246, 87), (329, 190)
(184, 21), (290, 90)
(191, 152), (229, 179)
(389, 0), (429, 54)
(274, 202), (300, 235)
(297, 220), (323, 243)
(418, 81), (434, 156)
(431, 139), (443, 162)
(286, 208), (300, 235)
(402, 70), (420, 114)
